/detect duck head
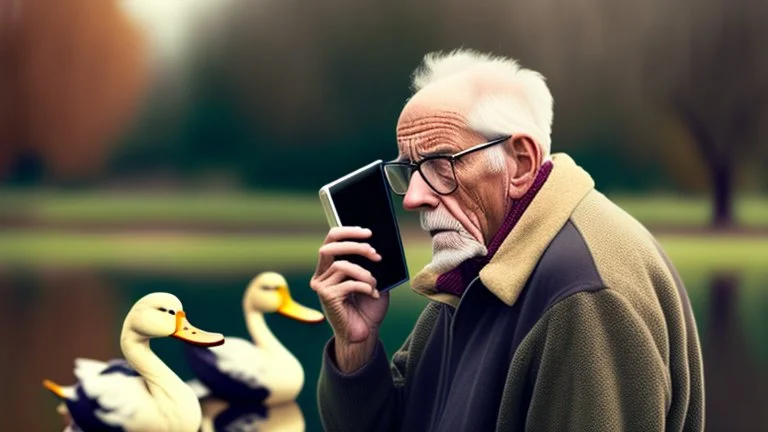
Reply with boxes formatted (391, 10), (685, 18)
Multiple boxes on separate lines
(123, 292), (225, 347)
(244, 272), (324, 323)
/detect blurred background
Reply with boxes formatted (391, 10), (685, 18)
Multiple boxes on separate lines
(1, 0), (767, 430)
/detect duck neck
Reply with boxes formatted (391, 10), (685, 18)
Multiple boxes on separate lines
(120, 329), (201, 428)
(245, 309), (287, 353)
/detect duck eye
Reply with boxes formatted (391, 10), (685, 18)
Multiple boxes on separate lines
(261, 285), (278, 291)
(168, 309), (175, 315)
(158, 307), (167, 312)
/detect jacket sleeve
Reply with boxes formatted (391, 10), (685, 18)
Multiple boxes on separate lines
(316, 334), (412, 432)
(521, 289), (672, 432)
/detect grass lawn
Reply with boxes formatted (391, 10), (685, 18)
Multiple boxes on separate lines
(0, 231), (325, 272)
(2, 190), (768, 228)
(1, 191), (766, 313)
(1, 230), (766, 276)
(0, 190), (328, 226)
(1, 230), (766, 342)
(609, 194), (768, 228)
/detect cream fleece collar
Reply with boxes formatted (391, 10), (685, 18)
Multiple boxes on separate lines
(410, 153), (595, 307)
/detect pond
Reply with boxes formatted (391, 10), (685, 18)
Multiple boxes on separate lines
(0, 268), (765, 431)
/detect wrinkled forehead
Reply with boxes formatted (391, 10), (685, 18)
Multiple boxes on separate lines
(395, 81), (475, 158)
(395, 68), (520, 159)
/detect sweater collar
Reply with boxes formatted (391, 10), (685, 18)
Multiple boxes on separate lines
(410, 153), (595, 307)
(432, 161), (553, 297)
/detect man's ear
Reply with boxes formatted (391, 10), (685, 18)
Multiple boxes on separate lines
(506, 136), (541, 199)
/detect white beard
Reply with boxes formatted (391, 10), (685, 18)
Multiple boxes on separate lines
(420, 207), (488, 275)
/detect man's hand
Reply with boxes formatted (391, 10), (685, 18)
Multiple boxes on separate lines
(310, 226), (390, 372)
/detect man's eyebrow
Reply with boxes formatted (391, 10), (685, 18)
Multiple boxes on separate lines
(417, 145), (456, 158)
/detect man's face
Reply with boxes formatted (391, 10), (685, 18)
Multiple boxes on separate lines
(394, 88), (510, 274)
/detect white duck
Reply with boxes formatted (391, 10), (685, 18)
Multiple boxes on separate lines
(184, 272), (324, 421)
(43, 292), (225, 432)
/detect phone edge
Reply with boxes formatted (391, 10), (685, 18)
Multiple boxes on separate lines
(318, 186), (340, 228)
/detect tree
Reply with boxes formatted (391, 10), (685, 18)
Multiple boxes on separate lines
(0, 0), (150, 184)
(642, 0), (768, 227)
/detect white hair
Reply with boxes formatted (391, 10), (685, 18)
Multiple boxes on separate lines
(411, 49), (554, 162)
(485, 145), (507, 173)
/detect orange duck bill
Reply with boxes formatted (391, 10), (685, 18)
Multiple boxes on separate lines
(277, 285), (325, 323)
(170, 311), (225, 347)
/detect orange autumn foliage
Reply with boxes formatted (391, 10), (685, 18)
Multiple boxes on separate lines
(0, 0), (150, 181)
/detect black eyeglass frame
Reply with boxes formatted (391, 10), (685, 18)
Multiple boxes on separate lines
(383, 135), (511, 196)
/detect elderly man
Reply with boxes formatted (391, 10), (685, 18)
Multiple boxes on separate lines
(310, 49), (704, 431)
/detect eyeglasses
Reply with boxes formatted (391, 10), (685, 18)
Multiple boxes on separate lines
(383, 136), (511, 196)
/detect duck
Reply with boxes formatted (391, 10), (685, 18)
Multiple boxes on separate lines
(184, 271), (324, 410)
(43, 292), (225, 432)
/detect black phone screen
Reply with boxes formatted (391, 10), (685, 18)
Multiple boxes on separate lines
(329, 162), (409, 292)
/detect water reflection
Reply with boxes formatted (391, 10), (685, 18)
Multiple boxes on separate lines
(0, 269), (766, 431)
(704, 273), (768, 431)
(201, 399), (304, 432)
(0, 270), (119, 431)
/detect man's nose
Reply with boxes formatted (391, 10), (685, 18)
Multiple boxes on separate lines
(403, 172), (438, 211)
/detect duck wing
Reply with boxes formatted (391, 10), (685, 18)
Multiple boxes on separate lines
(184, 337), (270, 404)
(73, 358), (110, 381)
(65, 360), (148, 431)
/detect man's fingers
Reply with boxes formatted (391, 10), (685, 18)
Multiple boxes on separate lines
(324, 260), (377, 286)
(323, 279), (379, 300)
(324, 226), (373, 244)
(312, 226), (380, 293)
(316, 235), (381, 275)
(312, 260), (379, 300)
(319, 242), (380, 261)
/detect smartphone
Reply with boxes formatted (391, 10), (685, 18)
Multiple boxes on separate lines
(319, 160), (409, 293)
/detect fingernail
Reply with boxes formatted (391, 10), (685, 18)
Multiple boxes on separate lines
(376, 253), (382, 260)
(373, 290), (380, 299)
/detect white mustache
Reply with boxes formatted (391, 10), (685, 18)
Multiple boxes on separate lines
(420, 207), (465, 233)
